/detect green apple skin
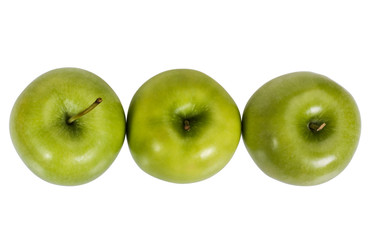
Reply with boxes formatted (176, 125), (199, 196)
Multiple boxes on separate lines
(242, 72), (361, 186)
(9, 68), (125, 186)
(127, 69), (241, 183)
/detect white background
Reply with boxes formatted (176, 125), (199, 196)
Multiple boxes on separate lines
(1, 0), (371, 239)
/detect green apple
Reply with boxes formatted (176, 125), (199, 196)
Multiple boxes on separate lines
(9, 68), (125, 186)
(127, 69), (241, 183)
(242, 72), (361, 186)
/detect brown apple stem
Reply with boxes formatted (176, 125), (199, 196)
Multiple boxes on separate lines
(184, 119), (191, 131)
(308, 122), (326, 132)
(67, 98), (102, 124)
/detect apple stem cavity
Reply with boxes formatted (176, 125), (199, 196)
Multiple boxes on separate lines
(308, 122), (326, 132)
(184, 119), (191, 131)
(67, 98), (103, 124)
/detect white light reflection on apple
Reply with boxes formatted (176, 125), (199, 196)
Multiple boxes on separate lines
(271, 137), (279, 150)
(306, 106), (322, 115)
(152, 142), (162, 152)
(311, 155), (336, 168)
(200, 147), (215, 160)
(174, 103), (194, 115)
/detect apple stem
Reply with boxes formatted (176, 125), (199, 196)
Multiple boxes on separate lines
(308, 122), (326, 132)
(67, 98), (103, 124)
(184, 120), (191, 131)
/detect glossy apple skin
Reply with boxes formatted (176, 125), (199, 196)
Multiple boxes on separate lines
(242, 72), (361, 186)
(127, 69), (241, 183)
(9, 68), (125, 186)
